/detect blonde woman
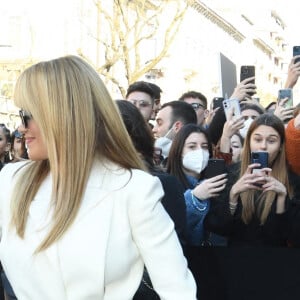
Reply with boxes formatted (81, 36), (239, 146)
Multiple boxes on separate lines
(0, 56), (196, 299)
(204, 113), (291, 247)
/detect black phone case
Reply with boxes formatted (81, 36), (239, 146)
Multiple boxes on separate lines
(293, 46), (300, 64)
(203, 159), (226, 178)
(240, 66), (255, 96)
(212, 97), (224, 110)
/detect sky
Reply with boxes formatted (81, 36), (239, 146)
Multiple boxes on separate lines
(0, 0), (298, 52)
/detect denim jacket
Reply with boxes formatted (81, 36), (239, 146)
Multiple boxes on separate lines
(184, 175), (210, 246)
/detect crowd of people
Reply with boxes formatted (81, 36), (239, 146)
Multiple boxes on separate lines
(0, 54), (300, 299)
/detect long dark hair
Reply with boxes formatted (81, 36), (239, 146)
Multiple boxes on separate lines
(167, 124), (213, 189)
(116, 100), (156, 171)
(0, 124), (11, 163)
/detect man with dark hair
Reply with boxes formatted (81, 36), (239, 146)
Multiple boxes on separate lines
(148, 82), (163, 120)
(126, 81), (156, 122)
(179, 91), (208, 126)
(152, 100), (197, 160)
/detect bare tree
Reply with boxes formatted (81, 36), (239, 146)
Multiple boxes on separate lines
(78, 0), (190, 97)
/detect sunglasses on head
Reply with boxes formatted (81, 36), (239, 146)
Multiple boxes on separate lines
(19, 109), (33, 128)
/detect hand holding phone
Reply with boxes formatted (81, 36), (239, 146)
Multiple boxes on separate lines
(240, 66), (256, 96)
(203, 159), (226, 179)
(278, 88), (293, 108)
(223, 99), (241, 121)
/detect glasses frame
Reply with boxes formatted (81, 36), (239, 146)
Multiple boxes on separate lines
(191, 103), (205, 111)
(19, 109), (32, 128)
(128, 99), (152, 108)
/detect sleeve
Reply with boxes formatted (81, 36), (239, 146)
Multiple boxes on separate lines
(184, 189), (210, 246)
(285, 119), (300, 175)
(207, 106), (226, 145)
(203, 194), (239, 236)
(203, 164), (242, 236)
(0, 162), (29, 239)
(155, 173), (187, 246)
(263, 198), (289, 246)
(0, 163), (22, 239)
(213, 143), (233, 165)
(128, 173), (197, 300)
(287, 197), (300, 247)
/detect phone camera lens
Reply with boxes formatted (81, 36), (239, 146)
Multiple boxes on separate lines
(253, 153), (259, 159)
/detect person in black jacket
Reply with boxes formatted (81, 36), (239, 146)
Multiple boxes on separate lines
(204, 114), (292, 247)
(116, 100), (187, 245)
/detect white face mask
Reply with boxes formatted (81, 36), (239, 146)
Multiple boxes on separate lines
(154, 128), (173, 158)
(182, 149), (209, 174)
(239, 118), (254, 139)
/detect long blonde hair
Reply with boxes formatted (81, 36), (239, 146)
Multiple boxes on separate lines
(239, 114), (291, 224)
(12, 55), (145, 251)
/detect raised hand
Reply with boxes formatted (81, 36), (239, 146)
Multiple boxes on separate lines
(192, 173), (227, 200)
(230, 77), (256, 101)
(229, 164), (270, 203)
(274, 98), (294, 122)
(285, 57), (300, 89)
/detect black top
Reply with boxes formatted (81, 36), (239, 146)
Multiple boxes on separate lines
(204, 162), (289, 247)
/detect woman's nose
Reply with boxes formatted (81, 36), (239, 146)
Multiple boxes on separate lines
(259, 140), (267, 150)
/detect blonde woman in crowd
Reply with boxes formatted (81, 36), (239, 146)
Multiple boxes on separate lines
(0, 56), (196, 299)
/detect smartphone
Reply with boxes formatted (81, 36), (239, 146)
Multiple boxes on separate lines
(251, 151), (268, 174)
(203, 159), (226, 179)
(223, 98), (241, 120)
(278, 88), (293, 108)
(212, 97), (224, 110)
(293, 46), (300, 64)
(240, 65), (255, 96)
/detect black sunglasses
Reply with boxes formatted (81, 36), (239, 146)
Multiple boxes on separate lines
(19, 109), (33, 128)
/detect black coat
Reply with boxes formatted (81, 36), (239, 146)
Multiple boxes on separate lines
(152, 171), (187, 246)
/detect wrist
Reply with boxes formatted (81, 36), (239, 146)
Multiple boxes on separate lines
(230, 185), (239, 203)
(191, 190), (204, 202)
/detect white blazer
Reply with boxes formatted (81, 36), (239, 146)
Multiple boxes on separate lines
(0, 160), (197, 300)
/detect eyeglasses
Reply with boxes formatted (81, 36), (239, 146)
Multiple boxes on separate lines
(19, 109), (33, 128)
(191, 103), (205, 111)
(128, 99), (152, 108)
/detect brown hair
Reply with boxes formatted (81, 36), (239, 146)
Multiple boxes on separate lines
(239, 113), (291, 224)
